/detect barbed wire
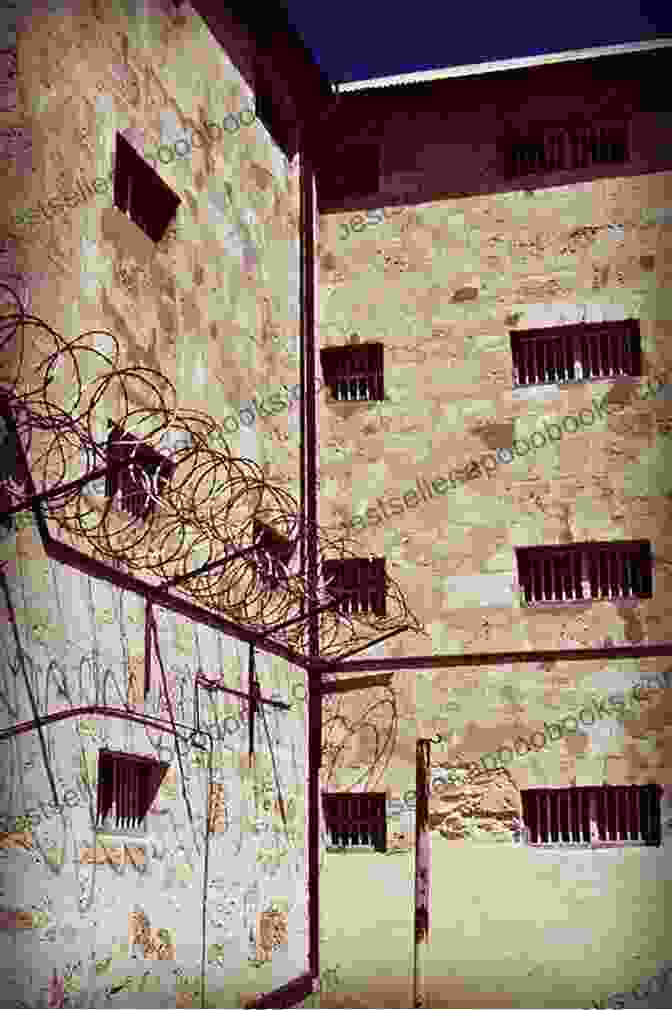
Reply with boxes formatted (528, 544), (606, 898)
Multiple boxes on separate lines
(0, 280), (424, 660)
(320, 682), (399, 792)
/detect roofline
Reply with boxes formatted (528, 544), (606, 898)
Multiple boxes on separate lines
(335, 37), (672, 92)
(190, 0), (335, 111)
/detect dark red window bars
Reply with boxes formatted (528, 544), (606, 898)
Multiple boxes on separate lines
(521, 784), (662, 846)
(96, 748), (169, 831)
(105, 423), (175, 520)
(503, 120), (629, 179)
(322, 557), (387, 617)
(252, 519), (297, 589)
(320, 343), (384, 402)
(322, 791), (387, 852)
(515, 540), (652, 605)
(510, 319), (641, 386)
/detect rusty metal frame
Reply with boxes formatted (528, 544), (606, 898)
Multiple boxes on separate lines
(310, 642), (672, 674)
(0, 704), (208, 749)
(195, 675), (291, 711)
(4, 427), (312, 668)
(316, 672), (393, 696)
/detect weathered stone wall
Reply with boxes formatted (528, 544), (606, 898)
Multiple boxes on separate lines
(316, 57), (672, 861)
(0, 542), (310, 1007)
(0, 2), (310, 1007)
(2, 0), (304, 497)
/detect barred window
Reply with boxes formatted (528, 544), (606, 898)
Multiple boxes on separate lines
(252, 519), (296, 589)
(511, 319), (641, 386)
(320, 343), (384, 401)
(322, 557), (387, 616)
(96, 749), (169, 832)
(113, 133), (180, 243)
(322, 792), (387, 852)
(521, 784), (662, 847)
(503, 120), (629, 178)
(105, 424), (175, 520)
(515, 540), (652, 605)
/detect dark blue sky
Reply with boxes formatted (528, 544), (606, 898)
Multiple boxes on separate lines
(283, 0), (671, 83)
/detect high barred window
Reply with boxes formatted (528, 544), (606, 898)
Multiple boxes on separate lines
(322, 557), (387, 616)
(510, 319), (641, 386)
(503, 120), (630, 179)
(114, 133), (180, 243)
(96, 749), (169, 833)
(521, 784), (662, 847)
(105, 424), (175, 521)
(515, 540), (652, 605)
(320, 343), (384, 402)
(322, 792), (387, 852)
(252, 519), (296, 590)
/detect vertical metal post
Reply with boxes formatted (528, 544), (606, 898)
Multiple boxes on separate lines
(248, 643), (257, 761)
(300, 139), (322, 1004)
(144, 599), (152, 698)
(413, 738), (431, 1008)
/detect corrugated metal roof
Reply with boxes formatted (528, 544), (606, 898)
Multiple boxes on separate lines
(335, 37), (672, 92)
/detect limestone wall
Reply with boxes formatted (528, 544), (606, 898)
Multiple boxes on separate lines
(0, 2), (310, 1006)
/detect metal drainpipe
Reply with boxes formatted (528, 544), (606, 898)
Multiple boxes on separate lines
(298, 86), (341, 1005)
(413, 739), (432, 1008)
(299, 125), (322, 1000)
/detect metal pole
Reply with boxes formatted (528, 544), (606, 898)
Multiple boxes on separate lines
(413, 738), (431, 1008)
(311, 640), (672, 674)
(300, 139), (322, 1001)
(316, 672), (393, 696)
(0, 463), (111, 517)
(319, 625), (410, 662)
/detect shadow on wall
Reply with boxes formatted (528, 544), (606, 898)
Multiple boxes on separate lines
(398, 674), (665, 811)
